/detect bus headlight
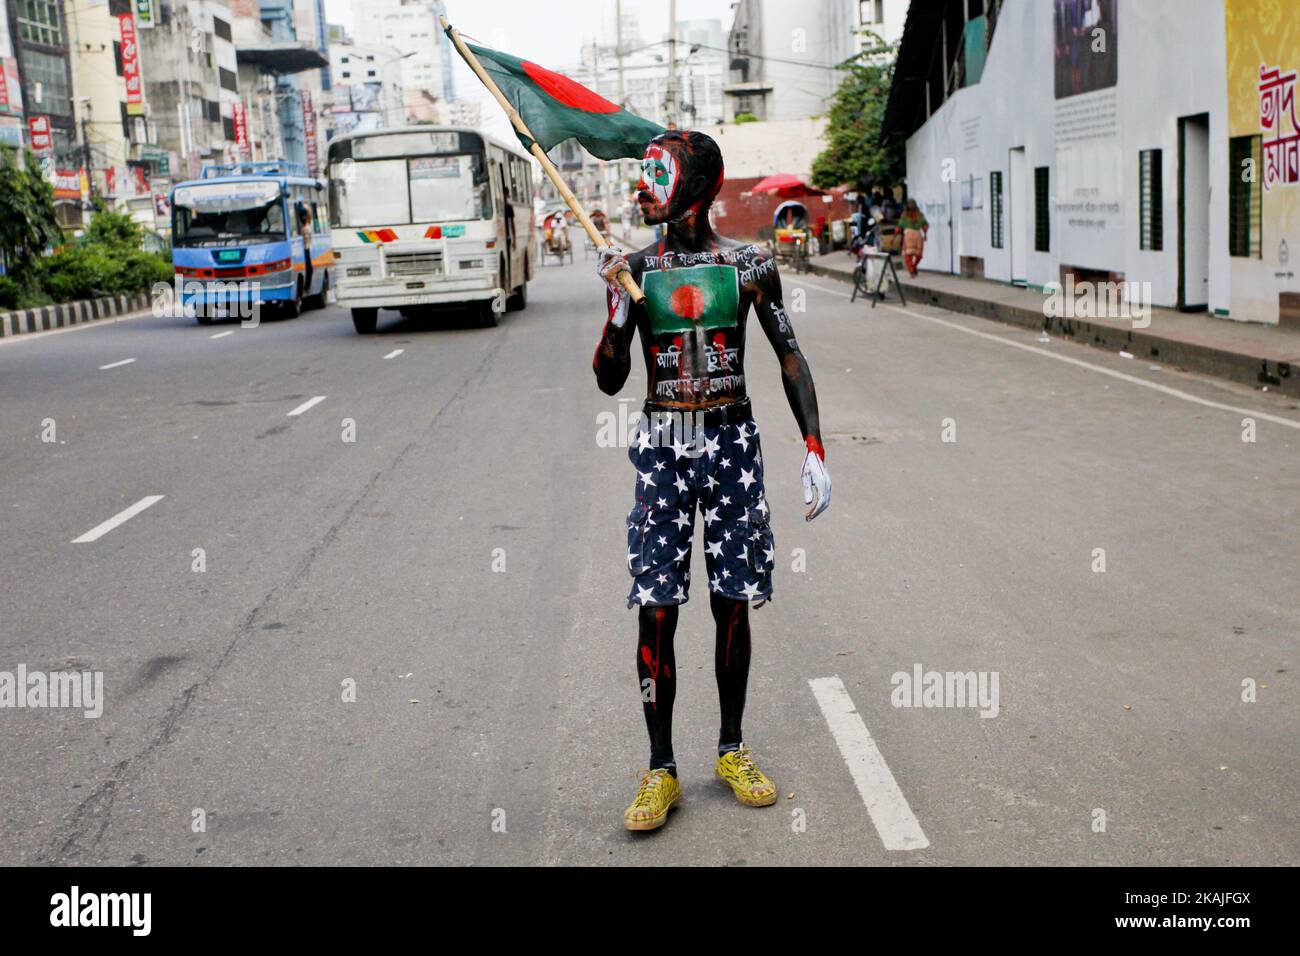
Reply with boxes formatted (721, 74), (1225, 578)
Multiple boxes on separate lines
(458, 258), (485, 270)
(346, 265), (372, 277)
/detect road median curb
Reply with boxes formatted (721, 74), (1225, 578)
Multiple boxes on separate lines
(1, 293), (152, 339)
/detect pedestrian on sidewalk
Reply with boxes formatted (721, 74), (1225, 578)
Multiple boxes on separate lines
(899, 198), (928, 277)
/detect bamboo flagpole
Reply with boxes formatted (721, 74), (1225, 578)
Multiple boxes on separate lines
(440, 16), (645, 303)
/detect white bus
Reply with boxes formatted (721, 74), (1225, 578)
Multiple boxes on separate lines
(326, 126), (536, 333)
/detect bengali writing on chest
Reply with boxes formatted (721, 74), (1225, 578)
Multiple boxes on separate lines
(641, 245), (766, 271)
(652, 339), (740, 371)
(653, 374), (747, 399)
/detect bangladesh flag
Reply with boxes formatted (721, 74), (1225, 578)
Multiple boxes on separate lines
(459, 41), (665, 160)
(642, 265), (740, 334)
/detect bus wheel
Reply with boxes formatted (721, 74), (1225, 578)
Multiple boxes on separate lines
(352, 307), (378, 334)
(473, 300), (499, 328)
(282, 280), (303, 319)
(506, 282), (527, 312)
(305, 271), (328, 311)
(195, 310), (213, 326)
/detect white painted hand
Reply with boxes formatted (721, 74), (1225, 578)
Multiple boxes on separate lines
(801, 445), (831, 521)
(597, 247), (631, 328)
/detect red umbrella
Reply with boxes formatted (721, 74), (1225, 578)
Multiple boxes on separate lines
(752, 173), (826, 199)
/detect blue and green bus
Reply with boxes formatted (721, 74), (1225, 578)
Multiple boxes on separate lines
(170, 161), (333, 323)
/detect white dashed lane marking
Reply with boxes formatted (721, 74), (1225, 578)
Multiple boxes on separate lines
(287, 396), (326, 417)
(98, 358), (136, 370)
(209, 330), (234, 339)
(71, 495), (165, 544)
(383, 349), (404, 360)
(809, 676), (930, 851)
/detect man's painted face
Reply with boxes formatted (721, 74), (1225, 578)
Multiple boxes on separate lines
(636, 143), (680, 223)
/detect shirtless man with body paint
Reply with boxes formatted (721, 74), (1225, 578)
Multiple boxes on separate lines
(592, 129), (831, 831)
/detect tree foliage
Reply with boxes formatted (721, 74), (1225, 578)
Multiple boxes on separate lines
(0, 163), (171, 309)
(810, 33), (906, 191)
(0, 147), (62, 267)
(83, 208), (145, 249)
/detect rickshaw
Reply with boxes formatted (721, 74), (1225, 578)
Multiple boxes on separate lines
(542, 210), (574, 265)
(585, 208), (610, 259)
(771, 200), (810, 274)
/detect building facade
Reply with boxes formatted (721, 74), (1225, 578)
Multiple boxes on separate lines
(349, 0), (452, 122)
(724, 0), (906, 122)
(137, 0), (242, 188)
(230, 0), (327, 170)
(885, 0), (1300, 326)
(328, 40), (403, 136)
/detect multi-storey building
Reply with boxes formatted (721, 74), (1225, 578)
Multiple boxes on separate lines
(725, 0), (909, 121)
(229, 0), (327, 169)
(136, 0), (242, 191)
(349, 0), (453, 124)
(3, 0), (78, 171)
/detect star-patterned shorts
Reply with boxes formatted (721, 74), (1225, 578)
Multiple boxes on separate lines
(625, 405), (774, 609)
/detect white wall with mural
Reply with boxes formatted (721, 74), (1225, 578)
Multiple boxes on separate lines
(905, 0), (1238, 317)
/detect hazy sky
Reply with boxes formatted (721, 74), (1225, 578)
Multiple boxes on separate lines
(323, 0), (736, 142)
(323, 0), (735, 64)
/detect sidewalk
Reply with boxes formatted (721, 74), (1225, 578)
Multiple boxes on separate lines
(809, 250), (1300, 398)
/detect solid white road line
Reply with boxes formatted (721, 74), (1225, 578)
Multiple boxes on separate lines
(383, 349), (404, 360)
(800, 277), (1300, 432)
(809, 676), (930, 851)
(209, 330), (234, 339)
(287, 395), (326, 417)
(71, 495), (165, 544)
(98, 358), (136, 370)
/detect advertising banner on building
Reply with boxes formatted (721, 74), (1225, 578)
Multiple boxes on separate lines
(135, 0), (155, 29)
(0, 8), (11, 115)
(52, 169), (85, 200)
(349, 83), (384, 114)
(233, 100), (250, 157)
(0, 117), (22, 147)
(105, 165), (151, 199)
(1053, 0), (1118, 100)
(28, 115), (53, 153)
(302, 90), (318, 175)
(1226, 0), (1300, 324)
(120, 14), (145, 116)
(0, 61), (20, 115)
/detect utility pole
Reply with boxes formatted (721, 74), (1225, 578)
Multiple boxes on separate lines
(616, 0), (626, 110)
(666, 0), (677, 127)
(615, 0), (628, 223)
(81, 110), (94, 204)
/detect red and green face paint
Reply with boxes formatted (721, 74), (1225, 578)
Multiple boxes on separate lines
(635, 131), (726, 225)
(636, 144), (681, 222)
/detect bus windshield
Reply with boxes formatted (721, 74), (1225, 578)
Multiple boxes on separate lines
(173, 181), (286, 247)
(330, 153), (490, 227)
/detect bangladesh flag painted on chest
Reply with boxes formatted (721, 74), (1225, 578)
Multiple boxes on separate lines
(642, 265), (740, 334)
(461, 42), (665, 160)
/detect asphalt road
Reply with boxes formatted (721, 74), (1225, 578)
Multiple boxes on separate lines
(0, 251), (1296, 866)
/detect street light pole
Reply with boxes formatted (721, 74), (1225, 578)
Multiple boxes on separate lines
(381, 52), (417, 128)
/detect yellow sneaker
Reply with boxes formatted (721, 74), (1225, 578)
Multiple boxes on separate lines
(715, 745), (777, 807)
(624, 769), (682, 831)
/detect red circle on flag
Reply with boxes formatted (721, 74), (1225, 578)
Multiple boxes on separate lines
(522, 60), (621, 113)
(671, 285), (706, 319)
